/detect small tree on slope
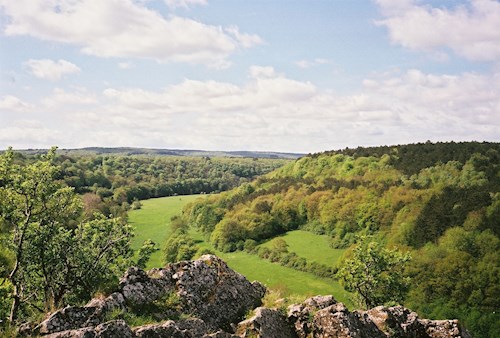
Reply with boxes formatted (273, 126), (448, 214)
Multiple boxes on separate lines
(337, 238), (411, 309)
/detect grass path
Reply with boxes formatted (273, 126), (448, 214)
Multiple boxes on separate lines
(128, 195), (352, 307)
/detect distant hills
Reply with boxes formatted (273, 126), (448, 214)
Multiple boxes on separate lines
(14, 147), (304, 159)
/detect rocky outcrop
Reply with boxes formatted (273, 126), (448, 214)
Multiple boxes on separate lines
(35, 255), (264, 336)
(43, 320), (134, 338)
(237, 307), (296, 338)
(287, 295), (337, 337)
(287, 300), (471, 338)
(31, 255), (470, 338)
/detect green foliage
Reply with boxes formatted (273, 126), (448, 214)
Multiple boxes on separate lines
(62, 215), (134, 303)
(106, 291), (182, 326)
(337, 239), (411, 308)
(136, 239), (158, 269)
(406, 226), (499, 335)
(0, 281), (13, 323)
(271, 238), (288, 253)
(163, 230), (198, 263)
(57, 153), (287, 205)
(409, 186), (491, 247)
(131, 199), (142, 210)
(0, 148), (134, 324)
(4, 152), (288, 235)
(181, 142), (499, 337)
(323, 141), (500, 176)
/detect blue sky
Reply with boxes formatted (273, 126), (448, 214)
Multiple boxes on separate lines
(0, 0), (499, 152)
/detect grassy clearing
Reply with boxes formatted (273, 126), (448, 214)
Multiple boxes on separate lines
(260, 230), (346, 267)
(189, 228), (351, 306)
(128, 195), (203, 268)
(130, 195), (352, 307)
(220, 251), (350, 303)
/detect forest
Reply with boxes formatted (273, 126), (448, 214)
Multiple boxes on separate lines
(9, 150), (289, 221)
(181, 141), (499, 337)
(0, 142), (498, 338)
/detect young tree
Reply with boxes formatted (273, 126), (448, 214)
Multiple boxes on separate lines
(337, 238), (411, 308)
(0, 148), (134, 323)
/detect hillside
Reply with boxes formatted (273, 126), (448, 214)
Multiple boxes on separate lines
(12, 147), (304, 159)
(182, 141), (499, 337)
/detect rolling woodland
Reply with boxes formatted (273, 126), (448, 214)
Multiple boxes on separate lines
(0, 142), (498, 337)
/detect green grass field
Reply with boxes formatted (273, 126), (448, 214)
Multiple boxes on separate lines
(129, 195), (352, 307)
(128, 195), (203, 268)
(260, 230), (346, 267)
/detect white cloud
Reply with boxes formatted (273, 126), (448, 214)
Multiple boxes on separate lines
(164, 0), (207, 9)
(42, 88), (97, 107)
(375, 0), (500, 62)
(0, 0), (261, 67)
(0, 95), (33, 112)
(94, 66), (499, 151)
(295, 58), (331, 69)
(24, 59), (81, 81)
(2, 67), (498, 152)
(249, 66), (278, 79)
(104, 66), (317, 115)
(225, 26), (264, 48)
(0, 120), (63, 149)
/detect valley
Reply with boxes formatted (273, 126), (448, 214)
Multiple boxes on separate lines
(129, 195), (351, 305)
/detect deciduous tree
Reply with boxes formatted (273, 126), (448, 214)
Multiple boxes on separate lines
(0, 148), (134, 323)
(337, 238), (411, 308)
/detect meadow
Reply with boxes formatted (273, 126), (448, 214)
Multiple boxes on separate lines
(129, 195), (352, 306)
(259, 230), (345, 267)
(128, 195), (202, 267)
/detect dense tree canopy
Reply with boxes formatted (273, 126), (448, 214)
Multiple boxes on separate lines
(182, 141), (499, 337)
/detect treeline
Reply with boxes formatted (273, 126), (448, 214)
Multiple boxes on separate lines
(322, 140), (500, 176)
(9, 152), (288, 219)
(182, 141), (499, 338)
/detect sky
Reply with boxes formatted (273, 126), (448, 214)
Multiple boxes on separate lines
(0, 0), (499, 153)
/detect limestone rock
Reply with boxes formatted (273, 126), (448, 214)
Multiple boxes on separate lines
(167, 255), (266, 330)
(312, 304), (385, 338)
(94, 320), (135, 338)
(286, 298), (471, 338)
(134, 317), (212, 337)
(204, 331), (240, 338)
(363, 306), (472, 338)
(37, 305), (103, 335)
(119, 267), (174, 307)
(43, 326), (95, 338)
(37, 255), (265, 336)
(287, 295), (338, 338)
(421, 319), (472, 338)
(364, 306), (427, 337)
(237, 307), (297, 338)
(44, 320), (133, 338)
